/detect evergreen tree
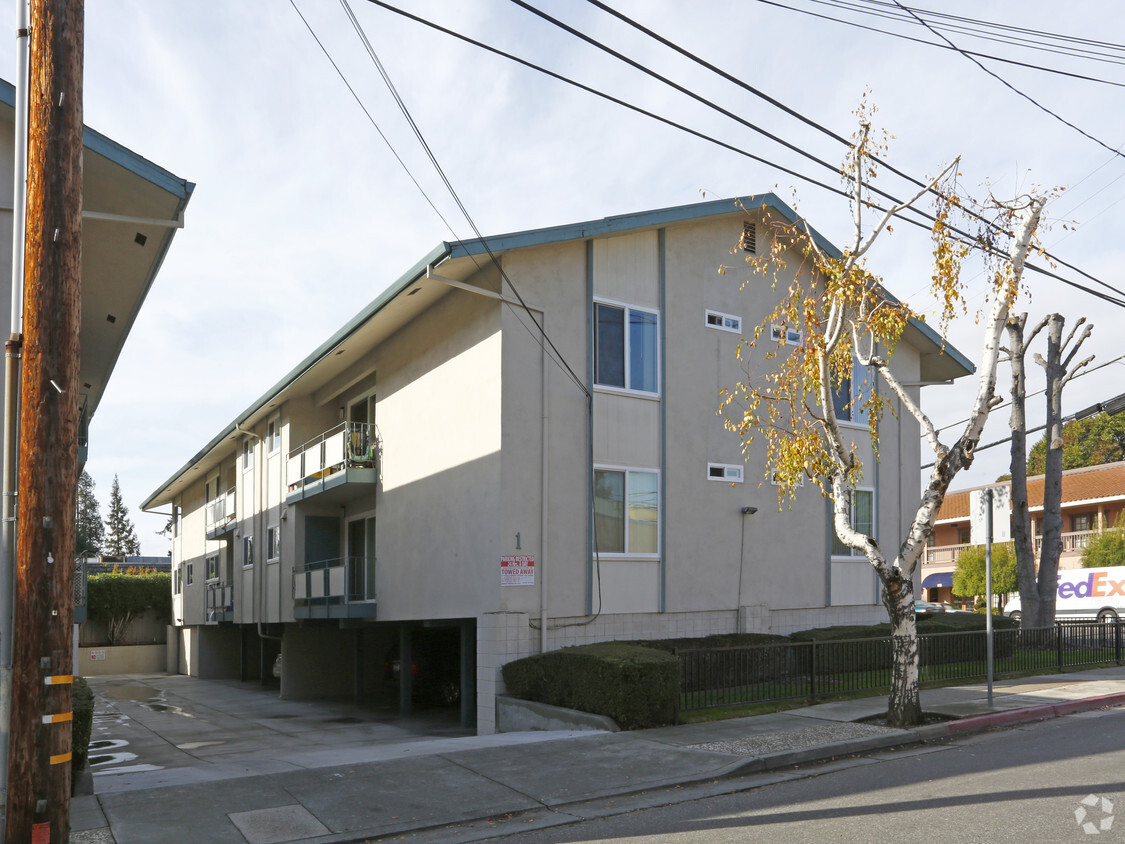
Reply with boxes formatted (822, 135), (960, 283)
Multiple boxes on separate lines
(1027, 413), (1125, 475)
(104, 474), (141, 556)
(75, 470), (103, 556)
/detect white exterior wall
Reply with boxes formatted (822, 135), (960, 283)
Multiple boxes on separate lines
(158, 203), (944, 733)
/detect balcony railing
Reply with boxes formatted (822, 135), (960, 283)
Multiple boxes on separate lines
(926, 528), (1102, 568)
(205, 486), (237, 537)
(923, 543), (970, 566)
(1036, 529), (1098, 554)
(285, 421), (378, 504)
(205, 580), (233, 622)
(292, 556), (376, 619)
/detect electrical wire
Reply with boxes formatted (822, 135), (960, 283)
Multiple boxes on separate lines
(754, 0), (1125, 89)
(891, 1), (1125, 162)
(576, 0), (1125, 304)
(338, 0), (590, 399)
(836, 0), (1125, 65)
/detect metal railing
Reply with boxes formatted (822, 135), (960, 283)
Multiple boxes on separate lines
(1036, 529), (1098, 554)
(204, 486), (236, 534)
(677, 621), (1125, 714)
(205, 581), (233, 619)
(923, 543), (970, 566)
(286, 421), (377, 493)
(292, 556), (369, 606)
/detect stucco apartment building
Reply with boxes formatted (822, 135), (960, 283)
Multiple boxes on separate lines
(921, 460), (1125, 603)
(144, 195), (972, 734)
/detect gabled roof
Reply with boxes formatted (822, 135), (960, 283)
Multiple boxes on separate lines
(143, 194), (974, 509)
(937, 460), (1125, 522)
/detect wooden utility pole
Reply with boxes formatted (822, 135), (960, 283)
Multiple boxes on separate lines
(6, 2), (83, 842)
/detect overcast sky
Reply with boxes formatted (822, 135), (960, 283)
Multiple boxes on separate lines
(6, 1), (1124, 554)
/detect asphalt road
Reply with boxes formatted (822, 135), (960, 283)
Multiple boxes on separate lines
(464, 706), (1125, 844)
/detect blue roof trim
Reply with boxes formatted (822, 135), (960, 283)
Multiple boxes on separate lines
(447, 193), (841, 259)
(143, 243), (451, 510)
(0, 78), (193, 199)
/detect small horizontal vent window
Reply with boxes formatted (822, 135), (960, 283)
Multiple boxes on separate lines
(705, 310), (741, 333)
(708, 463), (744, 483)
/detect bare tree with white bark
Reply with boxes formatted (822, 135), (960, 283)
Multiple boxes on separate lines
(725, 113), (1048, 726)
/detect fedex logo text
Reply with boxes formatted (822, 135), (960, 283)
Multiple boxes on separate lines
(1058, 572), (1125, 600)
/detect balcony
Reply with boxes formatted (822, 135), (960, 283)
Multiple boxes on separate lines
(292, 556), (377, 620)
(1036, 529), (1098, 555)
(205, 580), (233, 623)
(285, 421), (378, 505)
(205, 486), (237, 539)
(924, 543), (970, 567)
(925, 528), (1102, 569)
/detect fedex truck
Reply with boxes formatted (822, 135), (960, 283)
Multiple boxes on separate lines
(1004, 566), (1125, 622)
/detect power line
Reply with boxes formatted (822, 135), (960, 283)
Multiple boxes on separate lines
(334, 0), (590, 398)
(545, 0), (1125, 306)
(842, 0), (1125, 64)
(361, 1), (1125, 308)
(754, 0), (1125, 89)
(891, 0), (1125, 162)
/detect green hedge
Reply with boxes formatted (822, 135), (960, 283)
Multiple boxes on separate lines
(502, 642), (678, 729)
(71, 677), (94, 773)
(86, 571), (172, 644)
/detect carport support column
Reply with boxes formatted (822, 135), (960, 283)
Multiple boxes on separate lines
(352, 630), (363, 706)
(398, 627), (412, 716)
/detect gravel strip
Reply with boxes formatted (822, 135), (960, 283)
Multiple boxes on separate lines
(691, 722), (898, 756)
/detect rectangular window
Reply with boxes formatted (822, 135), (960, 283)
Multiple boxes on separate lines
(186, 562), (194, 586)
(1073, 513), (1093, 532)
(705, 310), (742, 334)
(708, 463), (744, 483)
(771, 471), (804, 487)
(206, 554), (219, 581)
(832, 362), (873, 424)
(242, 438), (254, 471)
(594, 467), (659, 555)
(770, 324), (803, 345)
(958, 525), (972, 545)
(174, 566), (182, 595)
(267, 525), (279, 561)
(831, 488), (874, 558)
(594, 302), (659, 395)
(267, 420), (281, 454)
(172, 504), (180, 539)
(242, 536), (254, 567)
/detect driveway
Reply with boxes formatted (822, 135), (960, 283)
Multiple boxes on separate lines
(85, 674), (472, 794)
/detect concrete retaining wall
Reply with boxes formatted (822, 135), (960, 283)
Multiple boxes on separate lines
(496, 695), (619, 733)
(78, 644), (167, 676)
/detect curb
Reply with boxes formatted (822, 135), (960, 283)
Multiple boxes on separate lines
(944, 690), (1125, 734)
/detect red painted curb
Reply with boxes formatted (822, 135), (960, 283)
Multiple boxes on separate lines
(946, 691), (1125, 734)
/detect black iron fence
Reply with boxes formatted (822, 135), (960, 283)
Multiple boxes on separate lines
(677, 621), (1125, 714)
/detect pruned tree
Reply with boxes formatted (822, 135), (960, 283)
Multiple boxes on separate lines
(723, 112), (1047, 727)
(75, 468), (104, 557)
(1029, 315), (1094, 626)
(1005, 313), (1046, 628)
(104, 474), (141, 557)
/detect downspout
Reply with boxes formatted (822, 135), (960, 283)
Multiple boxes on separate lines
(658, 228), (667, 613)
(0, 8), (29, 835)
(539, 313), (549, 653)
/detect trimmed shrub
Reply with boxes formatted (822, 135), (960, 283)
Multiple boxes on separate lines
(1082, 528), (1125, 568)
(71, 677), (94, 773)
(86, 571), (172, 645)
(502, 642), (679, 729)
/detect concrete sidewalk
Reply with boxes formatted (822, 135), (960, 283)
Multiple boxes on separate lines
(70, 666), (1125, 844)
